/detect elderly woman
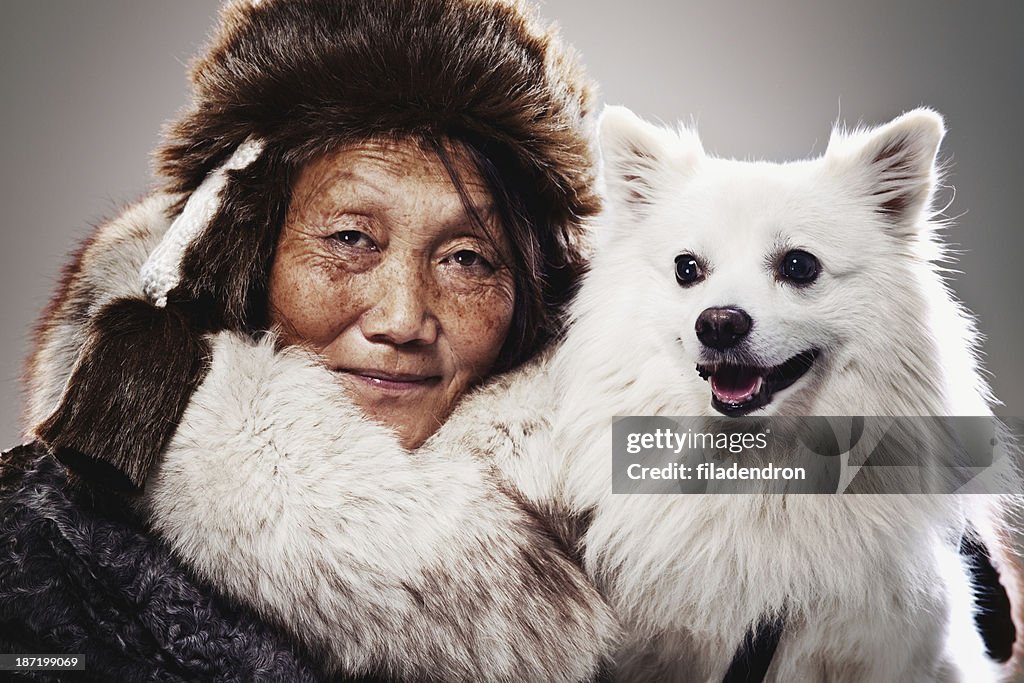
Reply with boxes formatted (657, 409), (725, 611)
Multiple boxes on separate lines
(0, 0), (619, 680)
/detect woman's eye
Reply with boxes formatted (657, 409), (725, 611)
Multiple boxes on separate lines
(329, 230), (375, 249)
(780, 249), (820, 284)
(674, 253), (703, 286)
(447, 249), (494, 272)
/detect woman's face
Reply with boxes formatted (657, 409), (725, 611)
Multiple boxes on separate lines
(268, 139), (515, 448)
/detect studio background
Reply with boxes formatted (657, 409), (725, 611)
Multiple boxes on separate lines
(1, 1), (1021, 448)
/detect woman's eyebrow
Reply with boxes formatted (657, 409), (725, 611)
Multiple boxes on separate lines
(446, 199), (496, 224)
(437, 202), (503, 241)
(294, 181), (385, 222)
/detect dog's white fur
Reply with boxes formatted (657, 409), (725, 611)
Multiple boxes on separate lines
(477, 105), (1010, 680)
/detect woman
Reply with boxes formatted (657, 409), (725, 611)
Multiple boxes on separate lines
(0, 0), (619, 680)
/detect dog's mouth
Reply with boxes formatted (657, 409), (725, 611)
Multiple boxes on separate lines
(696, 350), (819, 416)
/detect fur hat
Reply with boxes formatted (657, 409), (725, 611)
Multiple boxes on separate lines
(35, 0), (600, 492)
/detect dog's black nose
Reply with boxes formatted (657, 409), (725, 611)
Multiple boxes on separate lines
(695, 307), (752, 350)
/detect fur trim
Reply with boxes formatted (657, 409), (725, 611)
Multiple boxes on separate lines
(28, 195), (215, 492)
(23, 194), (174, 435)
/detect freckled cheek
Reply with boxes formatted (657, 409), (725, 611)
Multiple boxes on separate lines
(438, 285), (515, 372)
(269, 255), (366, 350)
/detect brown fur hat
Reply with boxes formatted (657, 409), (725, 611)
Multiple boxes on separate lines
(35, 0), (600, 492)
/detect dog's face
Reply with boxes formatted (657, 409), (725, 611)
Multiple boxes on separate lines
(595, 106), (944, 416)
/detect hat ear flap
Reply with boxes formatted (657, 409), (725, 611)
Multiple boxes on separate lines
(36, 138), (265, 492)
(35, 298), (209, 492)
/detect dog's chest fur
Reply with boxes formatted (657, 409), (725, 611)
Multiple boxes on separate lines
(584, 485), (963, 680)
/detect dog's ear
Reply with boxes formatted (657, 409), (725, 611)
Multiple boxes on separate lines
(598, 105), (703, 216)
(826, 108), (945, 237)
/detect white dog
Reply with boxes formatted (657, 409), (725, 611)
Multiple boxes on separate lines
(444, 105), (1015, 681)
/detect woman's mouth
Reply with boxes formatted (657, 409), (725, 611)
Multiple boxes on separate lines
(695, 350), (818, 416)
(339, 369), (442, 392)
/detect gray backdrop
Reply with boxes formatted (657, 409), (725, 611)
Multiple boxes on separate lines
(1, 1), (1021, 448)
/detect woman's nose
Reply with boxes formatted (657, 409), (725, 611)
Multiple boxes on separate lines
(360, 273), (439, 346)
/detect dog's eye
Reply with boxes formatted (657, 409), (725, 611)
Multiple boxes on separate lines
(674, 254), (703, 286)
(780, 250), (819, 284)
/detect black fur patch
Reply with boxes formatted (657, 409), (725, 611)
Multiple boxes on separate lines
(961, 534), (1016, 662)
(722, 614), (785, 683)
(35, 299), (210, 492)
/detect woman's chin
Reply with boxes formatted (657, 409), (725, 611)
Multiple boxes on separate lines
(335, 370), (448, 448)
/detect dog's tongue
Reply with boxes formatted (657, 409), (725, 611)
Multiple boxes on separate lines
(711, 366), (762, 403)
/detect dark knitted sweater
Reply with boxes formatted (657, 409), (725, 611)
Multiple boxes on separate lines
(0, 442), (330, 682)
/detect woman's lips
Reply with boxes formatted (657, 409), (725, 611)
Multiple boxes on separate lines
(338, 368), (442, 392)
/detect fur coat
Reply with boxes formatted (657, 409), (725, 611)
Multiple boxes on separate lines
(2, 194), (619, 682)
